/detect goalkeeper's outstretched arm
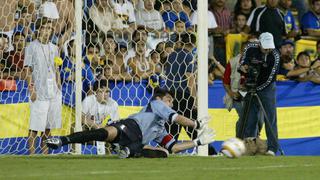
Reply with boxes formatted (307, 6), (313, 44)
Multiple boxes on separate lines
(174, 114), (211, 131)
(170, 128), (215, 153)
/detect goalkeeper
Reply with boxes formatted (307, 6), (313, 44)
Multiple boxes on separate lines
(46, 88), (214, 158)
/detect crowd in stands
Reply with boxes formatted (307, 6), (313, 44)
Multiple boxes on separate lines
(0, 0), (320, 94)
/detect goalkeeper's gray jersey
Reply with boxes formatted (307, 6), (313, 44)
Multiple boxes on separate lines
(128, 100), (177, 145)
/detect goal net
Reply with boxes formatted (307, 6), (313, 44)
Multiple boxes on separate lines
(0, 0), (211, 155)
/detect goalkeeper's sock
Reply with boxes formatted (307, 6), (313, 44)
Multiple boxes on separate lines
(61, 128), (108, 145)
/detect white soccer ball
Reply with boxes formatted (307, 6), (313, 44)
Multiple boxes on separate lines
(221, 138), (246, 158)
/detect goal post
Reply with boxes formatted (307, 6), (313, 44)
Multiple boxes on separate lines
(197, 0), (209, 156)
(74, 0), (83, 155)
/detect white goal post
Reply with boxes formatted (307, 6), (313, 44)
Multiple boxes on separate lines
(197, 0), (209, 156)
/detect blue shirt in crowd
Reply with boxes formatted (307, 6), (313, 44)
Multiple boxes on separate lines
(283, 9), (298, 33)
(301, 11), (320, 33)
(162, 11), (191, 30)
(60, 53), (95, 106)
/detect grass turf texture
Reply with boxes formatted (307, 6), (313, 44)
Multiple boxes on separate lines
(0, 156), (320, 179)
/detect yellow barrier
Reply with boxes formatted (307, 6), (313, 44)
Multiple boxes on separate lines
(1, 104), (320, 140)
(295, 39), (317, 60)
(225, 33), (248, 62)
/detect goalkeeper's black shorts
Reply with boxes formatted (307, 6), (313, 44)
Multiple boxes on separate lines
(110, 119), (144, 157)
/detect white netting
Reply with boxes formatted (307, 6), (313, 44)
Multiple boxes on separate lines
(0, 0), (202, 155)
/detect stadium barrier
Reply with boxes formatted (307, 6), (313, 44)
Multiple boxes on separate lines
(1, 80), (320, 155)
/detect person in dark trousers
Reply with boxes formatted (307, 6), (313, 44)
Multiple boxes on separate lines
(239, 32), (280, 156)
(164, 33), (217, 155)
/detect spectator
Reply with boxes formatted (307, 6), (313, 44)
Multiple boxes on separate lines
(158, 0), (172, 14)
(161, 0), (191, 31)
(292, 0), (308, 23)
(113, 0), (136, 30)
(277, 54), (295, 80)
(277, 40), (295, 80)
(6, 32), (26, 79)
(135, 0), (165, 37)
(126, 26), (149, 64)
(147, 49), (163, 91)
(15, 2), (36, 43)
(246, 0), (286, 48)
(0, 34), (10, 79)
(102, 35), (131, 81)
(279, 0), (299, 38)
(40, 0), (75, 48)
(210, 0), (233, 66)
(279, 39), (295, 57)
(233, 0), (257, 20)
(149, 50), (162, 75)
(88, 0), (123, 40)
(23, 17), (62, 154)
(230, 13), (248, 34)
(60, 38), (95, 101)
(85, 43), (104, 79)
(82, 79), (120, 129)
(132, 26), (148, 43)
(292, 51), (320, 83)
(210, 0), (232, 32)
(135, 0), (166, 49)
(182, 0), (194, 18)
(301, 0), (320, 37)
(128, 40), (152, 81)
(39, 1), (59, 19)
(164, 33), (197, 140)
(0, 0), (35, 52)
(169, 20), (187, 44)
(160, 42), (174, 65)
(81, 78), (120, 154)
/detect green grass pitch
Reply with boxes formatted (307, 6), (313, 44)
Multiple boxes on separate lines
(0, 155), (320, 179)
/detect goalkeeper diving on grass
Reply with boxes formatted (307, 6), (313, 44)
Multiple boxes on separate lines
(46, 88), (215, 158)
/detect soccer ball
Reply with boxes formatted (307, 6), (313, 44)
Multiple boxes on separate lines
(221, 138), (246, 158)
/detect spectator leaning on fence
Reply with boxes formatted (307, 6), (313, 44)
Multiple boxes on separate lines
(291, 51), (320, 84)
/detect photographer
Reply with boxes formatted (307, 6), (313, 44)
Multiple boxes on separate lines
(239, 32), (280, 156)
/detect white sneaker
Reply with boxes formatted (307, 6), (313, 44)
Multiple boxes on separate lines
(265, 150), (275, 156)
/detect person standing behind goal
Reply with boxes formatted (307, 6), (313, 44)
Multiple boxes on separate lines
(24, 17), (62, 155)
(165, 33), (197, 140)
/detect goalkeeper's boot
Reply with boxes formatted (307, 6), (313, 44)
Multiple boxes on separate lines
(45, 138), (62, 149)
(141, 148), (168, 158)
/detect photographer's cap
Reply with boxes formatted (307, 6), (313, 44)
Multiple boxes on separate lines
(259, 32), (275, 49)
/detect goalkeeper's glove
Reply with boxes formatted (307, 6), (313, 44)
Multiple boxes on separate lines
(194, 116), (211, 130)
(193, 127), (216, 146)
